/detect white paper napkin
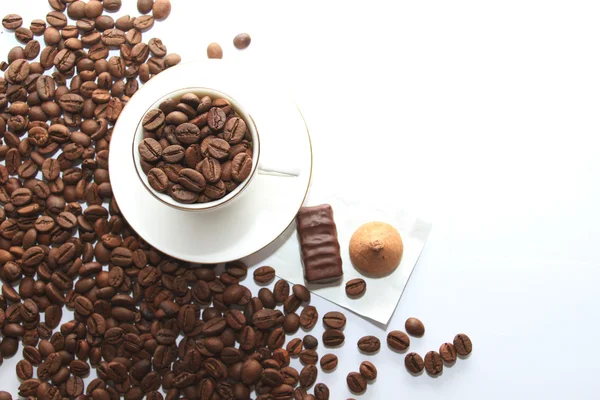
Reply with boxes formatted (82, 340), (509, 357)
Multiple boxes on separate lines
(252, 193), (432, 325)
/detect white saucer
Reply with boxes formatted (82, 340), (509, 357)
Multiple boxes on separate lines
(109, 60), (312, 263)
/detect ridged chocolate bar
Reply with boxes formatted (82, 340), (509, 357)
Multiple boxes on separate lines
(296, 204), (343, 283)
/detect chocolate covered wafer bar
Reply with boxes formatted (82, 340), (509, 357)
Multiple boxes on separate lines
(296, 204), (343, 283)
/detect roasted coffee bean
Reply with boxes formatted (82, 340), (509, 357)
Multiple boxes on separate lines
(322, 312), (346, 330)
(139, 138), (162, 162)
(299, 306), (318, 330)
(16, 359), (33, 380)
(405, 317), (425, 337)
(254, 266), (275, 283)
(302, 335), (318, 350)
(273, 279), (290, 303)
(322, 330), (344, 347)
(231, 153), (252, 182)
(387, 330), (410, 351)
(453, 333), (473, 356)
(345, 278), (366, 297)
(207, 42), (223, 59)
(405, 352), (424, 374)
(147, 168), (169, 192)
(3, 14), (23, 30)
(357, 335), (380, 353)
(6, 59), (30, 84)
(424, 351), (443, 376)
(346, 372), (367, 394)
(283, 294), (302, 314)
(286, 338), (303, 356)
(319, 353), (337, 372)
(359, 361), (377, 381)
(440, 342), (457, 363)
(178, 168), (206, 193)
(299, 364), (317, 388)
(283, 312), (300, 333)
(299, 349), (318, 365)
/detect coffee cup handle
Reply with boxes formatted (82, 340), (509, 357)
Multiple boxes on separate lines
(256, 160), (300, 177)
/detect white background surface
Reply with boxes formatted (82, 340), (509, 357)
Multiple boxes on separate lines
(2, 0), (600, 398)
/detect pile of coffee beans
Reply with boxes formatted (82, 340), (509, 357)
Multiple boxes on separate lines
(138, 93), (254, 204)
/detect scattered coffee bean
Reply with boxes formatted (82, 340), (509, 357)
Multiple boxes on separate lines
(207, 42), (223, 59)
(405, 317), (425, 337)
(153, 0), (172, 20)
(299, 364), (318, 388)
(320, 353), (338, 371)
(322, 311), (346, 329)
(322, 329), (345, 347)
(233, 33), (251, 49)
(424, 351), (444, 376)
(360, 361), (377, 381)
(404, 352), (425, 374)
(293, 284), (311, 302)
(314, 383), (329, 400)
(300, 306), (318, 330)
(387, 330), (410, 351)
(346, 372), (367, 394)
(439, 342), (457, 363)
(2, 14), (23, 30)
(303, 334), (318, 350)
(254, 266), (275, 283)
(453, 333), (473, 356)
(357, 335), (380, 353)
(299, 349), (318, 365)
(345, 278), (367, 297)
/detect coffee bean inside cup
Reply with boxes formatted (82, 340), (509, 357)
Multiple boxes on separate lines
(138, 92), (254, 205)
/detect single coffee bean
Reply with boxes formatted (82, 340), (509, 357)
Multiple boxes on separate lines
(387, 330), (410, 351)
(322, 312), (346, 330)
(153, 0), (172, 20)
(207, 42), (223, 59)
(283, 294), (302, 314)
(148, 38), (167, 57)
(346, 372), (367, 394)
(359, 361), (377, 381)
(178, 168), (206, 193)
(299, 306), (318, 330)
(299, 349), (318, 365)
(405, 317), (425, 337)
(3, 14), (23, 30)
(424, 351), (443, 376)
(207, 107), (226, 131)
(345, 278), (367, 297)
(231, 152), (252, 182)
(274, 279), (290, 303)
(319, 353), (337, 371)
(16, 359), (33, 380)
(322, 330), (344, 347)
(233, 33), (251, 50)
(283, 313), (300, 333)
(405, 352), (425, 374)
(357, 335), (380, 353)
(199, 157), (222, 183)
(303, 335), (318, 350)
(147, 168), (169, 192)
(439, 342), (457, 363)
(283, 336), (302, 356)
(314, 383), (329, 400)
(254, 266), (275, 283)
(299, 364), (317, 388)
(139, 138), (162, 162)
(162, 145), (185, 163)
(453, 333), (473, 356)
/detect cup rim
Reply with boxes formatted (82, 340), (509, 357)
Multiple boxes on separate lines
(132, 86), (261, 212)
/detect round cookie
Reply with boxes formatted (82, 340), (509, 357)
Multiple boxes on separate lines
(349, 221), (403, 277)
